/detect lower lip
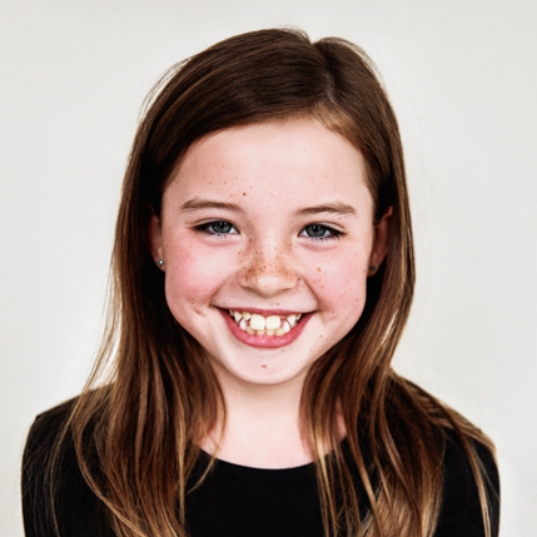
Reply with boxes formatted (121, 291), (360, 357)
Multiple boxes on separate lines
(219, 309), (312, 349)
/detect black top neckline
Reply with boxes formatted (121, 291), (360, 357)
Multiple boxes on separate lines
(197, 436), (351, 482)
(198, 450), (317, 481)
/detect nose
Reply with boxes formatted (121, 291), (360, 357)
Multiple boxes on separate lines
(238, 240), (299, 298)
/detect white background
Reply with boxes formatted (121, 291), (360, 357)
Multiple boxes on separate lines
(1, 1), (535, 535)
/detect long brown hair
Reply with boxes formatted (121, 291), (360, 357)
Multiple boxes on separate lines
(49, 28), (495, 536)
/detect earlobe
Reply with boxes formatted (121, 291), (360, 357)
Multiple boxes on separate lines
(148, 213), (165, 270)
(368, 206), (392, 276)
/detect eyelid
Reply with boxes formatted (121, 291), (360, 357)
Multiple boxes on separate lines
(193, 219), (239, 236)
(302, 221), (345, 232)
(299, 223), (345, 241)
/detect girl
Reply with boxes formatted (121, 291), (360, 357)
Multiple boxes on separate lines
(22, 28), (499, 537)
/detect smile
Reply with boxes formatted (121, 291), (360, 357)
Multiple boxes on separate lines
(219, 308), (310, 349)
(228, 310), (303, 336)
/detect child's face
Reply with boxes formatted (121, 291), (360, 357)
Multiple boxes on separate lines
(149, 119), (390, 391)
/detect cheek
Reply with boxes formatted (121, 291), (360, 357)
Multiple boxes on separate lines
(312, 250), (370, 314)
(162, 243), (218, 316)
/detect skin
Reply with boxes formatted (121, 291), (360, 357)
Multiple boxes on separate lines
(149, 119), (390, 468)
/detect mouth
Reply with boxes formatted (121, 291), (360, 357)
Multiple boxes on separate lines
(218, 308), (311, 349)
(227, 309), (303, 336)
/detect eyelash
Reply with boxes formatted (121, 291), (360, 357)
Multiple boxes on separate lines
(299, 224), (343, 241)
(194, 221), (239, 237)
(194, 221), (343, 241)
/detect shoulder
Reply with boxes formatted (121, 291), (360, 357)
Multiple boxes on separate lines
(435, 429), (500, 537)
(24, 398), (78, 454)
(23, 397), (79, 497)
(22, 397), (112, 537)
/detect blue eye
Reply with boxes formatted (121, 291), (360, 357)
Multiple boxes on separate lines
(300, 224), (341, 240)
(195, 221), (238, 236)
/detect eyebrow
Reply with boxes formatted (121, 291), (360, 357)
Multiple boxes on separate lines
(180, 198), (356, 216)
(181, 198), (243, 212)
(297, 203), (356, 216)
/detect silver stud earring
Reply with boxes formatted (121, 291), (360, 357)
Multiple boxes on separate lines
(369, 264), (377, 272)
(157, 259), (164, 267)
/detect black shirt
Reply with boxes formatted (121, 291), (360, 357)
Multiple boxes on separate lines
(22, 400), (500, 537)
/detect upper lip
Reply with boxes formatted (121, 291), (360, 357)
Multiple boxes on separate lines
(220, 306), (307, 316)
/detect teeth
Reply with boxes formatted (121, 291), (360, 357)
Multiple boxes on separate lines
(265, 315), (281, 330)
(228, 309), (303, 337)
(250, 314), (265, 330)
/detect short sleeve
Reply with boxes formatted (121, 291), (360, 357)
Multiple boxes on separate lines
(433, 433), (500, 537)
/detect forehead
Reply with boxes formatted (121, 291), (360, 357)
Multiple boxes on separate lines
(164, 119), (373, 214)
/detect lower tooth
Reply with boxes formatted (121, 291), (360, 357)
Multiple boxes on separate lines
(266, 329), (274, 336)
(256, 329), (265, 336)
(275, 328), (285, 336)
(245, 327), (255, 335)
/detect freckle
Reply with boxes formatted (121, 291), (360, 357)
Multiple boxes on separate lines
(317, 267), (321, 272)
(242, 192), (246, 196)
(261, 364), (267, 368)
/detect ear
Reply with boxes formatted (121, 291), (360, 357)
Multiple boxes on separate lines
(148, 211), (165, 271)
(368, 206), (392, 276)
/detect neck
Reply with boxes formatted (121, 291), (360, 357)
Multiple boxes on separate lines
(201, 370), (313, 469)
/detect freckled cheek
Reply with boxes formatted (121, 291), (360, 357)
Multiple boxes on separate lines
(311, 255), (369, 313)
(163, 244), (238, 308)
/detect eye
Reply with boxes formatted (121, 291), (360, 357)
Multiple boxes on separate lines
(195, 220), (239, 236)
(300, 224), (342, 241)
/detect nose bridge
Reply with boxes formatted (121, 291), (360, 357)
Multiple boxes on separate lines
(239, 232), (298, 296)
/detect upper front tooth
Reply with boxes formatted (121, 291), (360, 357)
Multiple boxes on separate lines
(250, 314), (265, 330)
(265, 315), (281, 330)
